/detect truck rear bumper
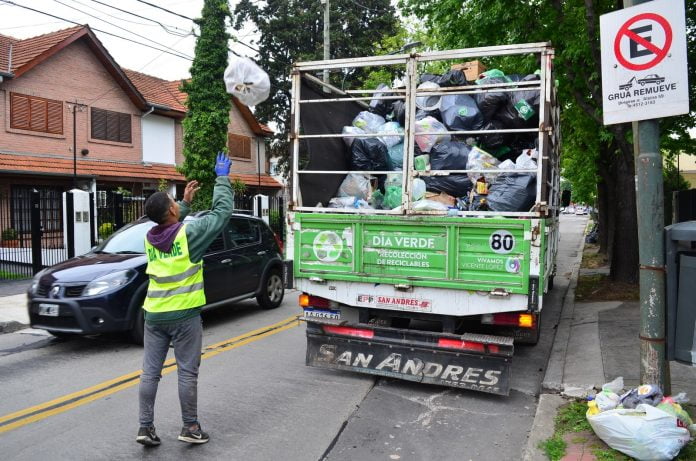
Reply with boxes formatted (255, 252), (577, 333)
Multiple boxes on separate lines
(305, 321), (513, 395)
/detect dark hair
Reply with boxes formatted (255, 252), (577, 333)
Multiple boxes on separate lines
(144, 192), (173, 224)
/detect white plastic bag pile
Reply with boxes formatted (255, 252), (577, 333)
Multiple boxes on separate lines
(586, 377), (694, 460)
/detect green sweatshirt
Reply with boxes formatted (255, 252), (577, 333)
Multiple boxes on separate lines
(145, 176), (234, 324)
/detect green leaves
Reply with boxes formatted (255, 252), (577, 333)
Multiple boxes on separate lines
(180, 0), (232, 210)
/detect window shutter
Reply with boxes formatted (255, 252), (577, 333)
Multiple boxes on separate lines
(118, 113), (131, 143)
(106, 110), (119, 141)
(29, 98), (47, 132)
(10, 93), (30, 130)
(91, 108), (107, 140)
(46, 100), (63, 134)
(228, 134), (252, 160)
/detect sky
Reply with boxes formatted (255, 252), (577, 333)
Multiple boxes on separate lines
(0, 0), (259, 81)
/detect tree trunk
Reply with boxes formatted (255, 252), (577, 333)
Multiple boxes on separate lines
(596, 176), (610, 255)
(609, 142), (639, 283)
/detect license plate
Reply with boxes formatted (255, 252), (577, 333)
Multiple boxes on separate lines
(38, 303), (60, 317)
(303, 308), (341, 320)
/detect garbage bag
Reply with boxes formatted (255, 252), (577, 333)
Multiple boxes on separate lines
(515, 149), (538, 174)
(439, 94), (484, 131)
(328, 196), (372, 209)
(351, 137), (389, 171)
(382, 173), (402, 209)
(387, 143), (404, 170)
(475, 69), (511, 83)
(415, 116), (450, 152)
(342, 126), (366, 148)
(621, 385), (664, 409)
(479, 120), (509, 151)
(389, 100), (406, 125)
(423, 176), (472, 198)
(495, 89), (540, 129)
(466, 146), (500, 182)
(416, 81), (441, 112)
(412, 199), (449, 211)
(369, 83), (394, 118)
(430, 141), (471, 170)
(352, 111), (385, 133)
(474, 77), (511, 122)
(487, 174), (536, 212)
(587, 404), (690, 461)
(421, 71), (468, 88)
(416, 108), (441, 122)
(336, 173), (372, 200)
(412, 178), (426, 201)
(414, 154), (430, 171)
(224, 55), (271, 107)
(377, 121), (404, 148)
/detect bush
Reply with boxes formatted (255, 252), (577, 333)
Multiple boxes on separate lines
(98, 222), (114, 239)
(1, 227), (18, 241)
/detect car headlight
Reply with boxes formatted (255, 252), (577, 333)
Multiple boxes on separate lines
(30, 269), (48, 295)
(83, 270), (136, 297)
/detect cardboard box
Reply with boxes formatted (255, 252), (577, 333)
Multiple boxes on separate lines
(451, 60), (487, 82)
(425, 191), (456, 207)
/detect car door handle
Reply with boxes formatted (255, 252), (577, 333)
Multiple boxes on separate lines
(221, 259), (232, 264)
(257, 251), (266, 256)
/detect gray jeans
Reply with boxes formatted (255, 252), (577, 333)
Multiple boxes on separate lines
(138, 315), (202, 427)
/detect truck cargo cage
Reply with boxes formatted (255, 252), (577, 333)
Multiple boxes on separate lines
(289, 43), (561, 219)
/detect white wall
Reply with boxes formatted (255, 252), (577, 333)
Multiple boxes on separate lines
(142, 115), (175, 164)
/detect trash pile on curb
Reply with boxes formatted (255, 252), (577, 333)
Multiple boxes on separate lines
(329, 66), (542, 213)
(586, 377), (695, 460)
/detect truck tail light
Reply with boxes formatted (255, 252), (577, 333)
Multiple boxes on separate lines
(323, 325), (374, 338)
(481, 312), (536, 329)
(299, 293), (330, 309)
(437, 338), (500, 354)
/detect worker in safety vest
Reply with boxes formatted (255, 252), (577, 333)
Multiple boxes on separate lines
(136, 153), (233, 446)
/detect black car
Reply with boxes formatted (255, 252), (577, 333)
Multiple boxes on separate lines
(27, 212), (285, 343)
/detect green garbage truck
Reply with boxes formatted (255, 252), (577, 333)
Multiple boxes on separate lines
(286, 43), (560, 395)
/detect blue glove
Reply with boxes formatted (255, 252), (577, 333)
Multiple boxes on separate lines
(214, 152), (232, 177)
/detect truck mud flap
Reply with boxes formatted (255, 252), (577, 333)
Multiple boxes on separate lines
(305, 322), (513, 396)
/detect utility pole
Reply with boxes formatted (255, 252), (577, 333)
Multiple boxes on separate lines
(622, 0), (669, 392)
(69, 101), (87, 189)
(321, 0), (330, 89)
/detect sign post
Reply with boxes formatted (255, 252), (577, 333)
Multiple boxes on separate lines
(602, 0), (688, 392)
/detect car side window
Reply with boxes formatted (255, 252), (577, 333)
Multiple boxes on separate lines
(206, 233), (225, 253)
(226, 218), (260, 248)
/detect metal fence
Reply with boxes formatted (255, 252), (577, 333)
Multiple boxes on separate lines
(96, 191), (146, 241)
(0, 187), (69, 280)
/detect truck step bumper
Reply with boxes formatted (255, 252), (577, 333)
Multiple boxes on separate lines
(305, 321), (513, 396)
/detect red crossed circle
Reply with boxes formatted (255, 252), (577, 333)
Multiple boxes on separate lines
(614, 12), (672, 71)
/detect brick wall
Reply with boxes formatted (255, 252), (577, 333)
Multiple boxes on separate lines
(227, 102), (266, 175)
(0, 39), (142, 163)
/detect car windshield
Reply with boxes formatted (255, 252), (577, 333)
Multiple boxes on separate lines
(95, 220), (156, 254)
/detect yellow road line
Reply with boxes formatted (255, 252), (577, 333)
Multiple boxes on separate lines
(0, 314), (300, 434)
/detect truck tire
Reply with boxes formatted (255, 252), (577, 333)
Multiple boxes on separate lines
(257, 267), (284, 309)
(547, 275), (555, 292)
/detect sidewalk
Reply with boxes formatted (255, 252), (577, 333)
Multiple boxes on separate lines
(524, 262), (696, 460)
(0, 279), (30, 333)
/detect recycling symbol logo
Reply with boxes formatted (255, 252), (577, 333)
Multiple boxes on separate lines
(313, 231), (344, 262)
(458, 107), (469, 117)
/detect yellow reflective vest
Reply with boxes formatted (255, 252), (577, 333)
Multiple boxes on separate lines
(143, 224), (206, 313)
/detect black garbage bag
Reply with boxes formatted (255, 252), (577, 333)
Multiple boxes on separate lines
(421, 71), (468, 87)
(423, 175), (473, 198)
(439, 94), (484, 131)
(487, 174), (537, 212)
(389, 100), (406, 125)
(478, 120), (509, 151)
(430, 141), (471, 170)
(495, 89), (541, 129)
(474, 77), (510, 121)
(416, 108), (442, 122)
(369, 83), (394, 118)
(351, 137), (389, 171)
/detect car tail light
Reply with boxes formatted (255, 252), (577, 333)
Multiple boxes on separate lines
(481, 312), (536, 328)
(299, 293), (331, 309)
(273, 232), (284, 253)
(323, 325), (374, 338)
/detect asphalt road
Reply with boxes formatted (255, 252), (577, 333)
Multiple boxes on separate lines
(0, 215), (587, 461)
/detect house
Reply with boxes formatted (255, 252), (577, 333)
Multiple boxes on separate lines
(0, 25), (280, 244)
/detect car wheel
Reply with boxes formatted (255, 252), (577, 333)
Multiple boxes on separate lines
(257, 268), (284, 309)
(130, 307), (145, 345)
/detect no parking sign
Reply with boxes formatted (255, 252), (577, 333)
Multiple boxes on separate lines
(600, 0), (688, 125)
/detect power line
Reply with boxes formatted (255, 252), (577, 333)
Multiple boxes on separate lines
(82, 0), (192, 36)
(0, 0), (193, 60)
(50, 0), (194, 59)
(132, 0), (193, 21)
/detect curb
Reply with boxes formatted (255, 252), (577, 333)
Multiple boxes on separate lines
(522, 394), (569, 461)
(0, 321), (28, 334)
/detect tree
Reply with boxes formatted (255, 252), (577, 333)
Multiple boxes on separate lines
(180, 0), (232, 210)
(400, 0), (696, 283)
(231, 0), (399, 172)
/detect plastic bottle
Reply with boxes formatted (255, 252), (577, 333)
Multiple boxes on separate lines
(587, 399), (600, 416)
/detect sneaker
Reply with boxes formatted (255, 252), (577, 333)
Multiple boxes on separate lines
(136, 426), (161, 446)
(178, 423), (209, 444)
